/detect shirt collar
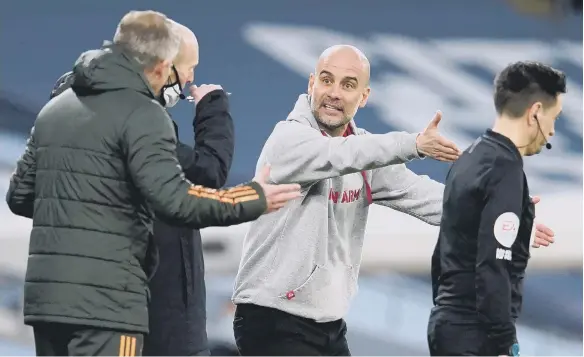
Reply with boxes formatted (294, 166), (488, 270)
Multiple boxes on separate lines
(483, 129), (522, 162)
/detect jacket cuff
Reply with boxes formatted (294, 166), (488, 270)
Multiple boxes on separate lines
(237, 181), (267, 219)
(414, 133), (426, 160)
(194, 89), (229, 117)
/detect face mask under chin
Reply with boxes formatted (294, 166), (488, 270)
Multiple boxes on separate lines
(160, 66), (184, 108)
(161, 83), (182, 108)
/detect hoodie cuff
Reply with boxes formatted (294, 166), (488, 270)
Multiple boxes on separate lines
(415, 133), (426, 160)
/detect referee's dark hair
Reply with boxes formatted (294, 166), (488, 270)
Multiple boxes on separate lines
(493, 61), (567, 118)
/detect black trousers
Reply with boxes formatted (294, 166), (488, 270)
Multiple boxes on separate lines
(32, 322), (144, 356)
(427, 306), (495, 356)
(233, 303), (351, 356)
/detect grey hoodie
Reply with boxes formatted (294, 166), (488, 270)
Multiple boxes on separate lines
(232, 94), (444, 322)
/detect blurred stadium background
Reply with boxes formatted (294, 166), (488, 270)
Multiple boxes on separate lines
(0, 0), (582, 355)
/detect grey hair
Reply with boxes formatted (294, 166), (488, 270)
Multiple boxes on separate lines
(113, 10), (181, 69)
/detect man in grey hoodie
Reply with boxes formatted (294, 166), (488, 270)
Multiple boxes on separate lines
(230, 45), (459, 356)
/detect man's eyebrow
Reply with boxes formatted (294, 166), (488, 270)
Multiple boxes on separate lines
(318, 70), (359, 83)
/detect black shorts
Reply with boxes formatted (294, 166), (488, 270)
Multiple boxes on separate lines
(32, 322), (144, 356)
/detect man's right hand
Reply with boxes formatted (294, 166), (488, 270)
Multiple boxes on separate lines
(416, 111), (461, 162)
(189, 84), (224, 103)
(253, 165), (301, 214)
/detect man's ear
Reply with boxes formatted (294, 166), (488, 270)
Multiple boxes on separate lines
(359, 87), (371, 108)
(527, 101), (543, 126)
(151, 59), (172, 79)
(307, 73), (315, 95)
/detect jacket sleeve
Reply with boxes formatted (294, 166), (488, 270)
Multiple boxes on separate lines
(5, 127), (37, 218)
(510, 200), (534, 322)
(122, 104), (266, 229)
(176, 90), (234, 189)
(264, 121), (422, 186)
(370, 164), (444, 226)
(475, 161), (523, 355)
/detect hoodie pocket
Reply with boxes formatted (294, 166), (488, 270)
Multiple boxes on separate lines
(277, 265), (320, 300)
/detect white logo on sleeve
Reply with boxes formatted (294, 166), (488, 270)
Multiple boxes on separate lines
(493, 212), (520, 248)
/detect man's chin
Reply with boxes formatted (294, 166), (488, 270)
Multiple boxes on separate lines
(317, 118), (345, 130)
(526, 146), (543, 156)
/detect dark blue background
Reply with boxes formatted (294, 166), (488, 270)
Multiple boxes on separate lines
(1, 0), (581, 184)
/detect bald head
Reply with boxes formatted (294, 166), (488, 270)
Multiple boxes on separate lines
(170, 20), (199, 65)
(167, 20), (199, 87)
(316, 45), (370, 84)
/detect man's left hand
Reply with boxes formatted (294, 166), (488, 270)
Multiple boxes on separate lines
(530, 196), (555, 248)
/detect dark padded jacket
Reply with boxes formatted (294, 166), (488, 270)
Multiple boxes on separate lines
(145, 94), (235, 356)
(5, 44), (266, 333)
(48, 69), (235, 355)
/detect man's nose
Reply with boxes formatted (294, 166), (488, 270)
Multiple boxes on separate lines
(327, 84), (342, 99)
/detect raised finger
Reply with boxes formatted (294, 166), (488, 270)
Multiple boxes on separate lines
(265, 185), (299, 197)
(533, 237), (550, 246)
(273, 191), (302, 203)
(535, 231), (554, 243)
(432, 154), (448, 162)
(436, 144), (459, 156)
(439, 152), (460, 162)
(535, 223), (554, 237)
(535, 230), (553, 242)
(272, 183), (301, 192)
(269, 202), (284, 211)
(434, 153), (458, 162)
(438, 137), (460, 152)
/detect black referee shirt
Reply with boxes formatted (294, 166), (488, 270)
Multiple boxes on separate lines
(431, 129), (535, 354)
